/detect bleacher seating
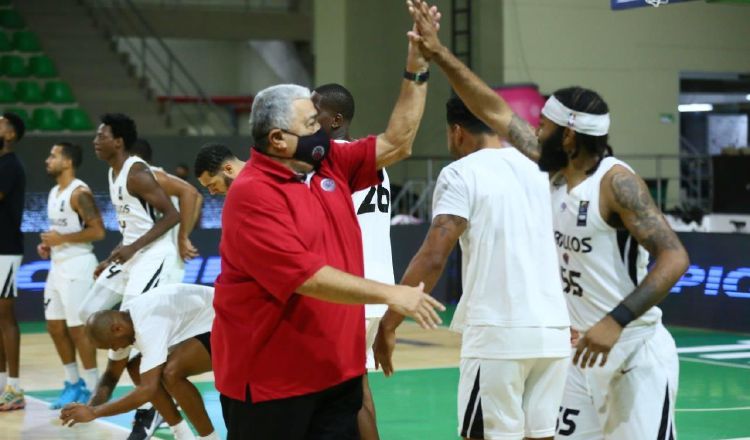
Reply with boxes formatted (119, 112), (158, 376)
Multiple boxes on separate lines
(0, 3), (93, 132)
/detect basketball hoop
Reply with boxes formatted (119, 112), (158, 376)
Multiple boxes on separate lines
(645, 0), (669, 7)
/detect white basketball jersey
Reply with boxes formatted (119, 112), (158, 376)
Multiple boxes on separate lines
(434, 148), (570, 332)
(549, 156), (661, 331)
(109, 156), (164, 246)
(47, 178), (94, 261)
(150, 166), (181, 250)
(348, 142), (395, 319)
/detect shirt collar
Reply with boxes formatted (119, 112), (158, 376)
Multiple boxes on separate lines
(248, 148), (307, 182)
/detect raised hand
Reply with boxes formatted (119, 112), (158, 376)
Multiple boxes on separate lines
(406, 0), (443, 58)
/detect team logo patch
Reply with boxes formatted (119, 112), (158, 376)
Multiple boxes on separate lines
(321, 178), (336, 192)
(312, 145), (326, 161)
(577, 201), (590, 227)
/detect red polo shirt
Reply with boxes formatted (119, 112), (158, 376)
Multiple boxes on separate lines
(212, 135), (380, 402)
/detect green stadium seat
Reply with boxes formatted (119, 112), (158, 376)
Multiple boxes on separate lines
(0, 32), (11, 52)
(61, 108), (93, 131)
(0, 80), (14, 103)
(32, 108), (63, 131)
(3, 107), (31, 129)
(44, 81), (74, 103)
(1, 55), (29, 78)
(0, 10), (25, 29)
(11, 31), (41, 52)
(15, 80), (45, 103)
(28, 55), (57, 78)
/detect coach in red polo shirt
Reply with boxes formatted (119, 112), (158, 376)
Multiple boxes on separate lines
(213, 38), (443, 439)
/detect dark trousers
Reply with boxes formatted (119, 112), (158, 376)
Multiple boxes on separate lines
(220, 375), (363, 440)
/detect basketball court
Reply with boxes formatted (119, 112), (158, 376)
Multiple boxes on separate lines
(3, 313), (748, 440)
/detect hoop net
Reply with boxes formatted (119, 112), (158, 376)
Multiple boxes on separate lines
(645, 0), (669, 7)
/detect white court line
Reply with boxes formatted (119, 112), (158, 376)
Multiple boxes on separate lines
(677, 343), (750, 354)
(25, 395), (129, 433)
(676, 406), (750, 413)
(678, 356), (750, 370)
(702, 351), (750, 360)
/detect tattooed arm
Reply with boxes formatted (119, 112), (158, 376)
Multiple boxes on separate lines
(40, 187), (106, 247)
(572, 166), (688, 368)
(407, 0), (540, 160)
(605, 166), (690, 317)
(375, 214), (466, 375)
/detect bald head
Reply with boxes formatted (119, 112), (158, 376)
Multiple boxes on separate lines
(85, 310), (134, 350)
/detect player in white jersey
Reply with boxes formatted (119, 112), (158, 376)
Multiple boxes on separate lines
(80, 113), (180, 440)
(404, 4), (690, 438)
(61, 284), (218, 440)
(313, 83), (395, 440)
(194, 143), (245, 196)
(375, 96), (571, 440)
(131, 139), (203, 285)
(38, 142), (105, 409)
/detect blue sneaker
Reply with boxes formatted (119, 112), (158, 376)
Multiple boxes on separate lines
(50, 379), (83, 409)
(77, 386), (92, 405)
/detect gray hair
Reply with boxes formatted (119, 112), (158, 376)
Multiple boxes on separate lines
(249, 84), (311, 151)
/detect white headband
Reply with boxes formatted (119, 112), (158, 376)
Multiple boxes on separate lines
(541, 95), (610, 136)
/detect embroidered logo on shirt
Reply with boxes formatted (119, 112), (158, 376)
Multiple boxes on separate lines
(577, 201), (590, 227)
(561, 202), (567, 212)
(321, 178), (336, 192)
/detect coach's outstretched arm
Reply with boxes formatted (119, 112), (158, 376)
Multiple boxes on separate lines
(299, 266), (445, 330)
(407, 0), (541, 161)
(573, 167), (690, 369)
(374, 26), (432, 169)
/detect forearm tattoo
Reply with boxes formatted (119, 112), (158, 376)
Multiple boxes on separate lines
(508, 114), (540, 160)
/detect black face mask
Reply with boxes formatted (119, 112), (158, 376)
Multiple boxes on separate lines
(283, 128), (331, 167)
(538, 127), (569, 173)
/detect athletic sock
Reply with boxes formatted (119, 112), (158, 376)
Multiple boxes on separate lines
(7, 377), (20, 390)
(63, 363), (80, 384)
(199, 431), (219, 440)
(82, 368), (98, 390)
(169, 419), (195, 440)
(0, 372), (7, 390)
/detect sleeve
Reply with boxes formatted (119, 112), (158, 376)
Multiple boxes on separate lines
(0, 159), (17, 195)
(432, 165), (471, 221)
(138, 316), (171, 374)
(328, 136), (380, 193)
(224, 184), (326, 303)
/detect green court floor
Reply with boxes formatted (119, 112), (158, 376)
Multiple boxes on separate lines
(27, 325), (750, 439)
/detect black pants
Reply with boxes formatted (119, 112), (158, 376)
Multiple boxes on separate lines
(220, 375), (363, 440)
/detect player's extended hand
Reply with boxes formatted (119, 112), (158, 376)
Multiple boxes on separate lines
(373, 323), (397, 377)
(40, 230), (65, 247)
(387, 282), (445, 329)
(573, 315), (623, 368)
(109, 244), (137, 265)
(60, 403), (96, 426)
(178, 236), (199, 261)
(37, 243), (51, 259)
(93, 260), (109, 279)
(407, 0), (443, 59)
(570, 327), (581, 348)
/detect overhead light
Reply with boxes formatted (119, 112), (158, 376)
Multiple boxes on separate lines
(678, 103), (713, 112)
(746, 94), (750, 101)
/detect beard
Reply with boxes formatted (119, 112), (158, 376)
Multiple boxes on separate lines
(223, 174), (235, 192)
(537, 127), (568, 173)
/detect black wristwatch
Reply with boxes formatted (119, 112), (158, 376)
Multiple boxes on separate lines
(403, 69), (430, 84)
